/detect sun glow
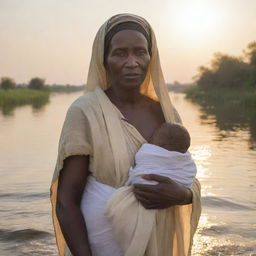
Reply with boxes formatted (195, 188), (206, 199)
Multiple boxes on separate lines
(169, 1), (220, 41)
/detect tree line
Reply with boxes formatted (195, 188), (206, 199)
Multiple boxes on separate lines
(194, 41), (256, 89)
(0, 77), (46, 90)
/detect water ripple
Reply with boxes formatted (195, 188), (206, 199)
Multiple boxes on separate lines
(0, 228), (52, 242)
(202, 196), (254, 210)
(199, 225), (256, 239)
(0, 192), (49, 199)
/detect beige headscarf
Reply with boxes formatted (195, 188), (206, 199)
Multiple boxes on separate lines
(50, 13), (201, 256)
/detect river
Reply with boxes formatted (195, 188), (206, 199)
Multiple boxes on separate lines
(0, 91), (255, 256)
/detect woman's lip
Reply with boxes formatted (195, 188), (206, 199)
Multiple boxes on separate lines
(124, 74), (141, 77)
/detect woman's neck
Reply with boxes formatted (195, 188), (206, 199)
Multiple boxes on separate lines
(105, 85), (144, 107)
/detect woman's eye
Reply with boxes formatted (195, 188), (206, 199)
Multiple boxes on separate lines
(115, 51), (126, 57)
(137, 50), (147, 56)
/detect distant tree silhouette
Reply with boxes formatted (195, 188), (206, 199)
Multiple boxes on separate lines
(195, 42), (256, 89)
(244, 41), (256, 67)
(0, 77), (16, 90)
(244, 41), (256, 87)
(28, 77), (45, 90)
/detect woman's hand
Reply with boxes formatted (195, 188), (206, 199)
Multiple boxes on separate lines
(133, 174), (192, 209)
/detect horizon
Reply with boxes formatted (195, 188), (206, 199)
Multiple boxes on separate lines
(1, 0), (256, 85)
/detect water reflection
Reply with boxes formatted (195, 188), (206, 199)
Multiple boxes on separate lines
(0, 99), (49, 116)
(188, 95), (256, 150)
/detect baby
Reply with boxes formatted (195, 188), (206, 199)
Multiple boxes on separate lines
(126, 122), (196, 188)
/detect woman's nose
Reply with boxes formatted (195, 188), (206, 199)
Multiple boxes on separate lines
(125, 54), (139, 68)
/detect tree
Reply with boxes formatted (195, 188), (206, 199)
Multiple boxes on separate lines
(0, 77), (16, 90)
(28, 77), (45, 90)
(195, 66), (216, 89)
(244, 41), (256, 67)
(195, 53), (253, 89)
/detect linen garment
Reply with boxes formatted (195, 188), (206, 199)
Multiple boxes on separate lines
(50, 13), (201, 256)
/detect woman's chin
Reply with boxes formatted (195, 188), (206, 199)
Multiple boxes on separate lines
(121, 78), (144, 90)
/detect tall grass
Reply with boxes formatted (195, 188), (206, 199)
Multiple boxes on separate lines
(0, 89), (49, 106)
(0, 89), (50, 114)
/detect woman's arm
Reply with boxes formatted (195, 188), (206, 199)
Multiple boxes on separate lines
(56, 155), (92, 256)
(133, 174), (192, 209)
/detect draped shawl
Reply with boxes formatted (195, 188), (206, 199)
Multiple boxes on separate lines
(50, 13), (201, 256)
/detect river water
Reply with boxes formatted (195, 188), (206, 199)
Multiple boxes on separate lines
(0, 91), (255, 256)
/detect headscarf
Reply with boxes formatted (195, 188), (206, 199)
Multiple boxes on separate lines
(85, 13), (179, 123)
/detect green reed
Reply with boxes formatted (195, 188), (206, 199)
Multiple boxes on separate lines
(185, 86), (256, 109)
(0, 89), (50, 115)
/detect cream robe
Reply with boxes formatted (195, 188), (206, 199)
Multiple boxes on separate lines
(50, 13), (201, 256)
(51, 86), (201, 256)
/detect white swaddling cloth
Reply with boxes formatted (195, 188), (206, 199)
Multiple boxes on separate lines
(126, 143), (197, 188)
(81, 143), (197, 256)
(81, 175), (124, 256)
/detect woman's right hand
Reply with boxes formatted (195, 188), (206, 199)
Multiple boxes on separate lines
(133, 174), (192, 209)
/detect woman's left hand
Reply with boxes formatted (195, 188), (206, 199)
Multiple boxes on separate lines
(133, 174), (192, 209)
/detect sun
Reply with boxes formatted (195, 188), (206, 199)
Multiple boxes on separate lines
(169, 1), (219, 41)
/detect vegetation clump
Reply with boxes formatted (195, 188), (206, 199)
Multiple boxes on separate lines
(0, 76), (84, 115)
(28, 77), (46, 90)
(186, 41), (256, 105)
(193, 41), (256, 90)
(0, 77), (16, 90)
(0, 77), (49, 115)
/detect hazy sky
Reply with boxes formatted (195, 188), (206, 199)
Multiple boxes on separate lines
(1, 0), (256, 85)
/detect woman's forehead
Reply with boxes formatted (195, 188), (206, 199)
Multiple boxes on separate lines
(110, 30), (148, 49)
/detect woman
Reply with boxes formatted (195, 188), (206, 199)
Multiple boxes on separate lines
(50, 14), (201, 256)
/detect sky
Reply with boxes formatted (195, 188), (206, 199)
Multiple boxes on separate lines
(0, 0), (256, 85)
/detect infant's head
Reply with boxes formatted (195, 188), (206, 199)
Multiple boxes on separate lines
(150, 123), (190, 153)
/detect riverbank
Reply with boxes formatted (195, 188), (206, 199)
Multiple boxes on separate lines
(185, 86), (256, 108)
(185, 86), (256, 148)
(0, 89), (50, 114)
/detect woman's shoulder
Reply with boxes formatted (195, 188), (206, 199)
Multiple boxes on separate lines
(64, 91), (103, 121)
(68, 91), (100, 112)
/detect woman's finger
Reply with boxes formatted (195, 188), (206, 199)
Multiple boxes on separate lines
(142, 174), (172, 183)
(134, 194), (150, 203)
(133, 188), (158, 201)
(134, 191), (174, 209)
(135, 196), (160, 209)
(133, 183), (158, 191)
(136, 198), (170, 209)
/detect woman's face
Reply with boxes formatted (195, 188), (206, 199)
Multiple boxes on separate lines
(105, 30), (151, 90)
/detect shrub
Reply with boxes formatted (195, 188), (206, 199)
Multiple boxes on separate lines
(28, 77), (46, 90)
(0, 77), (16, 90)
